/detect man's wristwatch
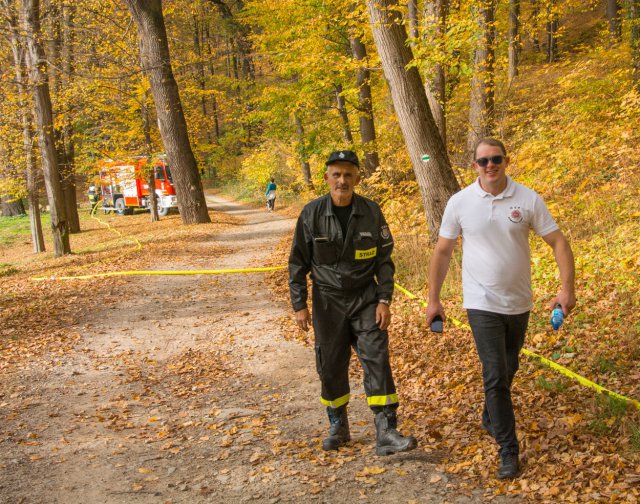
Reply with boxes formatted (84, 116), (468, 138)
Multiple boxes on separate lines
(378, 299), (391, 306)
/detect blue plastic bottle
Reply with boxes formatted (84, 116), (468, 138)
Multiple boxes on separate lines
(550, 303), (564, 331)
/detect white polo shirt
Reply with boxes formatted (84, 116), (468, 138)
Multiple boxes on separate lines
(439, 176), (559, 315)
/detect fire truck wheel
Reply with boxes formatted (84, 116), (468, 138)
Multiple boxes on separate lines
(115, 198), (126, 215)
(157, 206), (169, 217)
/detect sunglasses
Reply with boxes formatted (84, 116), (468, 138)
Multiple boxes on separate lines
(475, 155), (504, 167)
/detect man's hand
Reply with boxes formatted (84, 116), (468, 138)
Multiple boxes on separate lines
(425, 301), (446, 327)
(376, 303), (392, 330)
(295, 307), (311, 331)
(550, 289), (576, 316)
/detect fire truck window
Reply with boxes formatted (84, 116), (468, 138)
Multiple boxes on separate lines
(155, 167), (165, 181)
(165, 167), (173, 183)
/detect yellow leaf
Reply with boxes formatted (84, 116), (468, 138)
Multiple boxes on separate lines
(357, 465), (386, 477)
(138, 467), (153, 474)
(429, 474), (442, 483)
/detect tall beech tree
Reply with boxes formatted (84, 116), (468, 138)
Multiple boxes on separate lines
(349, 4), (380, 177)
(508, 0), (520, 80)
(123, 0), (210, 224)
(422, 1), (448, 145)
(366, 0), (459, 239)
(606, 0), (621, 46)
(632, 0), (640, 91)
(2, 0), (45, 251)
(466, 0), (496, 157)
(23, 0), (70, 256)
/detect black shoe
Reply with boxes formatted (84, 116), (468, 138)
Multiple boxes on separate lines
(374, 411), (418, 456)
(322, 407), (350, 451)
(481, 419), (495, 438)
(497, 452), (520, 479)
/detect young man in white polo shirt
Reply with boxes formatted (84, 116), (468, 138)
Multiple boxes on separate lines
(426, 138), (576, 479)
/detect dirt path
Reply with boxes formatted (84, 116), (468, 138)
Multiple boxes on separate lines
(0, 196), (494, 504)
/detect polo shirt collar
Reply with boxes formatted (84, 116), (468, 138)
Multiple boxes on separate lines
(473, 176), (515, 199)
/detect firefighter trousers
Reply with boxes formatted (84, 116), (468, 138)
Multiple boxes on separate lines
(311, 283), (398, 411)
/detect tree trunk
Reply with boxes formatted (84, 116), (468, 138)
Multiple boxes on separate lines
(422, 1), (448, 145)
(366, 0), (460, 240)
(204, 23), (221, 142)
(632, 0), (640, 91)
(1, 197), (26, 216)
(2, 0), (45, 251)
(142, 90), (159, 222)
(192, 13), (212, 145)
(61, 2), (79, 233)
(335, 84), (354, 146)
(349, 6), (380, 177)
(508, 0), (520, 80)
(546, 2), (559, 63)
(123, 0), (210, 224)
(294, 112), (313, 189)
(531, 0), (540, 52)
(23, 0), (70, 256)
(407, 0), (418, 40)
(606, 0), (621, 46)
(466, 0), (496, 158)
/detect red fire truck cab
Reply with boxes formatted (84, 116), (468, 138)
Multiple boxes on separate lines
(99, 157), (178, 217)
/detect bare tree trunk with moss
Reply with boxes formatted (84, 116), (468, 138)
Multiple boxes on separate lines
(366, 0), (460, 239)
(508, 0), (520, 80)
(23, 0), (70, 256)
(466, 0), (496, 158)
(124, 0), (210, 224)
(349, 4), (380, 177)
(2, 0), (45, 251)
(335, 84), (354, 146)
(294, 112), (313, 189)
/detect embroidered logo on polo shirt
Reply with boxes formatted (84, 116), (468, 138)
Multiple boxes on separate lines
(508, 206), (523, 223)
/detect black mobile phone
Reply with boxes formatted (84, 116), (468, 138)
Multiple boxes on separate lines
(430, 315), (443, 333)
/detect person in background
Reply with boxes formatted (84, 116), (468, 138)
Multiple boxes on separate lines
(266, 178), (277, 211)
(87, 185), (100, 214)
(288, 150), (417, 456)
(425, 138), (576, 479)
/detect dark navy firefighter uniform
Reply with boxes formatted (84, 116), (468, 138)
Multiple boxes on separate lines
(288, 192), (398, 412)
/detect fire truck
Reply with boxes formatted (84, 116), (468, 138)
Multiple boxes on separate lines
(98, 157), (178, 217)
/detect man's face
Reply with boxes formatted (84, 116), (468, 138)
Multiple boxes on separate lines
(324, 162), (360, 203)
(473, 143), (509, 190)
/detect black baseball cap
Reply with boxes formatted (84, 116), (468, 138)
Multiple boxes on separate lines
(325, 150), (359, 168)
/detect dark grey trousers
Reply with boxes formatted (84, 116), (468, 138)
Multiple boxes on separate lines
(467, 309), (530, 456)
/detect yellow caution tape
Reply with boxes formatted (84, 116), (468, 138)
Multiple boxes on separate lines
(32, 266), (287, 281)
(394, 282), (640, 410)
(32, 226), (639, 410)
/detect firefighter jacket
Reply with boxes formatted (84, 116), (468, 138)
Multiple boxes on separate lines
(288, 193), (395, 312)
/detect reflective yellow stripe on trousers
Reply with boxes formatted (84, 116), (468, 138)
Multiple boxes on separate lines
(320, 393), (351, 409)
(367, 393), (399, 407)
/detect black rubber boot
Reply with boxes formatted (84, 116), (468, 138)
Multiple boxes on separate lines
(322, 407), (350, 451)
(374, 410), (417, 456)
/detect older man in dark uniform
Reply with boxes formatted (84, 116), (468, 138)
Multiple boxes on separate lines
(288, 150), (416, 455)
